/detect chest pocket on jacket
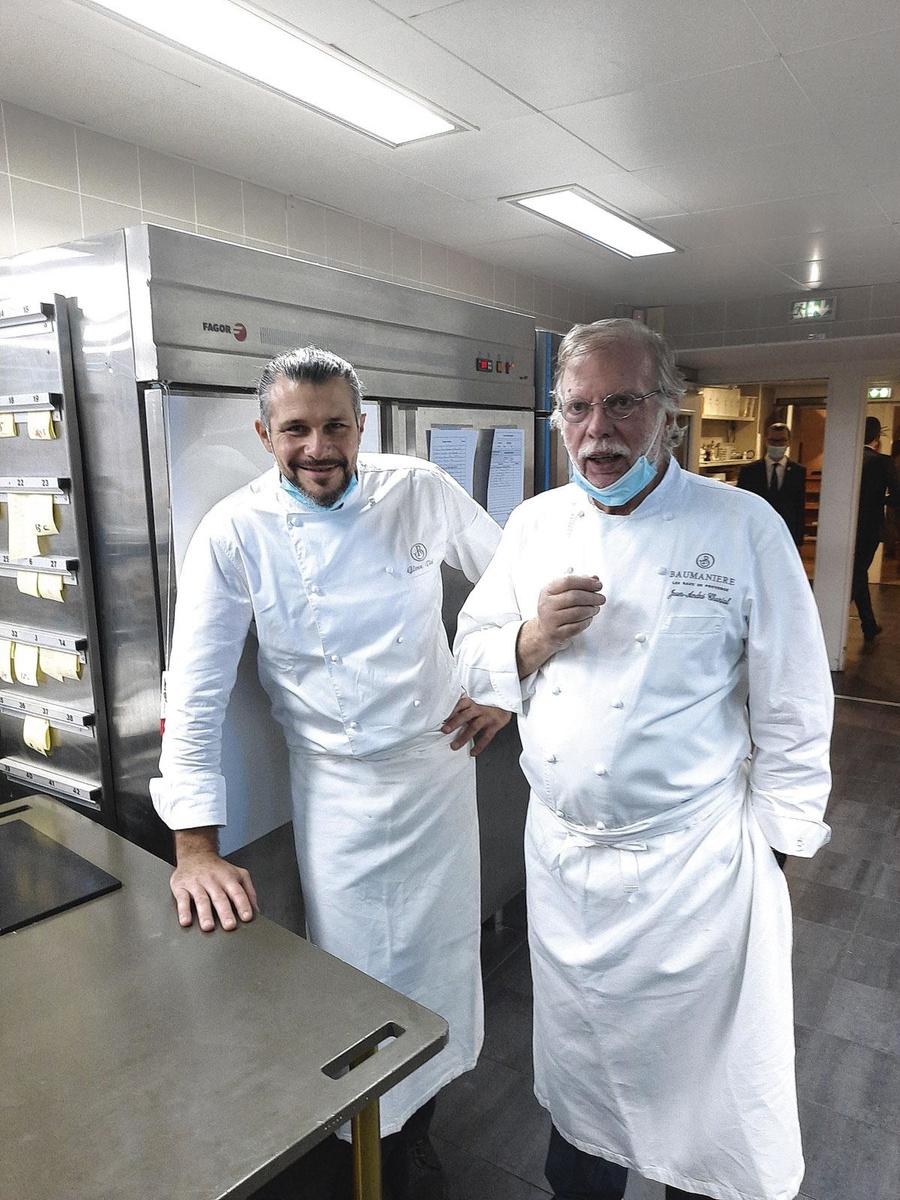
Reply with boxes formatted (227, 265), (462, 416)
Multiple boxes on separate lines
(659, 613), (725, 637)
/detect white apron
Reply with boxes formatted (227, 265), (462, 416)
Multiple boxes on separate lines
(289, 732), (484, 1136)
(527, 767), (801, 1200)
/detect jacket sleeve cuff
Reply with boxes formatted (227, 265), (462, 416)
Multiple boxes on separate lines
(750, 795), (831, 858)
(149, 775), (227, 831)
(486, 619), (537, 713)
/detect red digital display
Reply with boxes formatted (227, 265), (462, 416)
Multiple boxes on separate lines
(476, 357), (493, 372)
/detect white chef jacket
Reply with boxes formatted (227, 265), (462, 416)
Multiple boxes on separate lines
(454, 459), (833, 1200)
(454, 459), (832, 855)
(151, 454), (500, 1136)
(152, 454), (500, 829)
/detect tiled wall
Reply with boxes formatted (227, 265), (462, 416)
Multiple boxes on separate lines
(657, 284), (900, 351)
(0, 99), (601, 333)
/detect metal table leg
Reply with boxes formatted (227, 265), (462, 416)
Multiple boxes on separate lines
(351, 1096), (381, 1200)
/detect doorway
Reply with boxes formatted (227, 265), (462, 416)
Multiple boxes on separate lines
(687, 379), (828, 584)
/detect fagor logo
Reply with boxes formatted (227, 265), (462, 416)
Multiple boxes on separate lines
(202, 320), (248, 342)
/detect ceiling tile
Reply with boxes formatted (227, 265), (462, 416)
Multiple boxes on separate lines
(408, 0), (775, 110)
(745, 1), (900, 54)
(550, 59), (830, 171)
(649, 190), (889, 250)
(785, 30), (900, 181)
(386, 114), (683, 218)
(632, 138), (860, 213)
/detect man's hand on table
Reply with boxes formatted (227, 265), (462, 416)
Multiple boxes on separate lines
(442, 694), (511, 756)
(170, 827), (259, 932)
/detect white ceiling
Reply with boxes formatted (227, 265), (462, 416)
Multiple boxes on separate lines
(2, 0), (900, 308)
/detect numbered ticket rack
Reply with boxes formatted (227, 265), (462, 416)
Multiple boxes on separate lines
(0, 296), (113, 817)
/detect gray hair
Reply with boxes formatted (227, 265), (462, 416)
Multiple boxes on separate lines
(552, 318), (686, 450)
(257, 345), (364, 428)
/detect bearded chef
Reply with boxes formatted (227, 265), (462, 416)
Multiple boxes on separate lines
(454, 319), (833, 1200)
(150, 345), (508, 1200)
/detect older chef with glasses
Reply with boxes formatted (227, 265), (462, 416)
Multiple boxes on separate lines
(151, 345), (509, 1199)
(454, 319), (833, 1200)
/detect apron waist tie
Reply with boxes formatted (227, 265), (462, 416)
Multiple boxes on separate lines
(541, 764), (748, 897)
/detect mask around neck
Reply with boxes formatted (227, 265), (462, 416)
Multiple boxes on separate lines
(280, 473), (358, 512)
(570, 412), (665, 508)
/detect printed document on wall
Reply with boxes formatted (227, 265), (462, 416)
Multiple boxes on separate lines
(429, 427), (478, 496)
(486, 428), (525, 526)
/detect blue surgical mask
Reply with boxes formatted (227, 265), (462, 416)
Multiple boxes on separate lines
(766, 445), (787, 462)
(570, 417), (664, 508)
(280, 473), (358, 511)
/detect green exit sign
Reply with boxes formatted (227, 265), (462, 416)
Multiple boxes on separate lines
(868, 386), (893, 400)
(791, 297), (836, 321)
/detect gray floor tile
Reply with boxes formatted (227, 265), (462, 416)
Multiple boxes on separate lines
(873, 864), (900, 903)
(623, 1172), (664, 1198)
(792, 919), (852, 973)
(838, 933), (900, 992)
(799, 1099), (900, 1200)
(825, 796), (900, 835)
(855, 895), (900, 944)
(785, 850), (880, 895)
(824, 820), (892, 863)
(434, 1056), (550, 1190)
(794, 967), (837, 1030)
(790, 880), (866, 931)
(481, 985), (534, 1070)
(820, 977), (900, 1056)
(433, 1136), (551, 1199)
(796, 1029), (900, 1134)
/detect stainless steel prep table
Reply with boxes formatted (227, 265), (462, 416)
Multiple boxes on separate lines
(0, 794), (448, 1200)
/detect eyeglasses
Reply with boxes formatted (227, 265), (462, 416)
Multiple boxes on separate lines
(559, 389), (662, 423)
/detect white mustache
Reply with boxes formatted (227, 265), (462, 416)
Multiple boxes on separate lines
(578, 439), (630, 463)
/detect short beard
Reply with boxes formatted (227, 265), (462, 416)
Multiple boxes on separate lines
(288, 465), (352, 508)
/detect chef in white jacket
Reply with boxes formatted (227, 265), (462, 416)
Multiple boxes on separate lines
(454, 319), (833, 1200)
(151, 345), (508, 1199)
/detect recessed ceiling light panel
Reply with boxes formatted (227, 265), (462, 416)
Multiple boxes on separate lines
(505, 187), (678, 258)
(82, 0), (464, 145)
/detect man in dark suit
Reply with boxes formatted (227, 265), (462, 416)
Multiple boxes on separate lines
(852, 416), (898, 643)
(737, 422), (806, 546)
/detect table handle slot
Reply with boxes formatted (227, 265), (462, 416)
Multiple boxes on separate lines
(321, 1022), (405, 1080)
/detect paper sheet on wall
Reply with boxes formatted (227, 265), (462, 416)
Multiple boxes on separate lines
(7, 492), (58, 559)
(38, 573), (65, 602)
(17, 571), (40, 597)
(12, 641), (40, 686)
(0, 639), (13, 683)
(429, 427), (478, 496)
(26, 411), (57, 440)
(23, 715), (52, 756)
(486, 428), (525, 527)
(0, 413), (16, 437)
(39, 647), (81, 681)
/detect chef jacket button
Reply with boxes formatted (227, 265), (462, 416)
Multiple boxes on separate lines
(634, 632), (647, 644)
(611, 699), (624, 709)
(330, 654), (341, 664)
(594, 821), (606, 831)
(552, 686), (561, 695)
(663, 512), (674, 522)
(396, 635), (404, 644)
(347, 721), (359, 732)
(593, 764), (608, 776)
(564, 566), (574, 575)
(657, 566), (668, 576)
(413, 698), (421, 707)
(309, 584), (321, 595)
(546, 753), (557, 764)
(385, 566), (395, 575)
